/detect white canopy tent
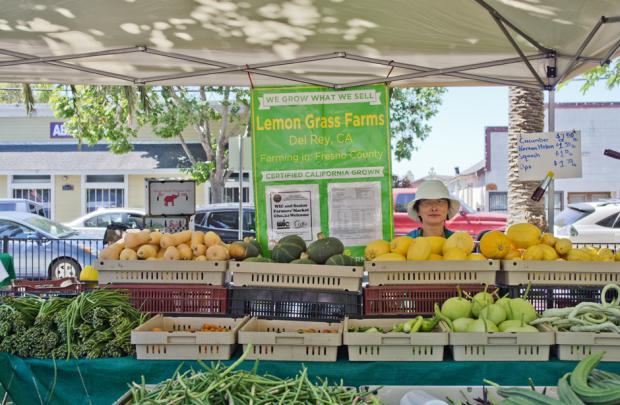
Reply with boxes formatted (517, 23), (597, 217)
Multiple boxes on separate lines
(0, 0), (619, 90)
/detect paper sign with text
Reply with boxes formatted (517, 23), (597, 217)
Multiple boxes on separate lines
(518, 130), (582, 181)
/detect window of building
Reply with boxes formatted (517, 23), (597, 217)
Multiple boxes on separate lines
(209, 187), (251, 203)
(567, 192), (612, 204)
(11, 175), (52, 218)
(488, 191), (507, 212)
(395, 193), (416, 213)
(84, 175), (125, 213)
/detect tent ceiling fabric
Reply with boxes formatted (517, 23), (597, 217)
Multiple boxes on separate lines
(0, 0), (619, 88)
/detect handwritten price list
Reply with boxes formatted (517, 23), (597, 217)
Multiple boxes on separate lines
(518, 130), (582, 181)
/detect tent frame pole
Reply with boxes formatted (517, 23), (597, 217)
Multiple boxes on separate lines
(0, 46), (143, 67)
(555, 17), (607, 85)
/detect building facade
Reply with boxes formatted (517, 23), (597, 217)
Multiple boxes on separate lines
(449, 102), (620, 214)
(0, 104), (251, 222)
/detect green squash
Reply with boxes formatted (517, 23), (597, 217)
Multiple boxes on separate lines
(243, 237), (263, 255)
(290, 258), (316, 265)
(325, 254), (355, 266)
(307, 233), (344, 264)
(243, 256), (273, 263)
(229, 242), (260, 261)
(271, 235), (307, 263)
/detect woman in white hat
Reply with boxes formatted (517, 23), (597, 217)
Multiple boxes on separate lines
(406, 180), (460, 238)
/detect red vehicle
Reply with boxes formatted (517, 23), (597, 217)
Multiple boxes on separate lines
(393, 188), (507, 239)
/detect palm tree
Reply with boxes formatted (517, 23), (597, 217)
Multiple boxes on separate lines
(507, 86), (546, 229)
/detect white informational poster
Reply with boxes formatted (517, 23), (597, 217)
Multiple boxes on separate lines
(266, 184), (321, 248)
(518, 130), (582, 181)
(327, 181), (382, 246)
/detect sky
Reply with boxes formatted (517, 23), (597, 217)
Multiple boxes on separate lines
(392, 79), (620, 179)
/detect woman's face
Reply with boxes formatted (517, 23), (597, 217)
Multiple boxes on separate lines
(417, 199), (450, 226)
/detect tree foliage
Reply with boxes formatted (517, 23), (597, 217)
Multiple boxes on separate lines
(580, 58), (620, 92)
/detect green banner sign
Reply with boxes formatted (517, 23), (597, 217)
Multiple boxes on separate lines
(251, 84), (393, 257)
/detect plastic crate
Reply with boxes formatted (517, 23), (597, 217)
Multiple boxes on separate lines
(238, 318), (342, 362)
(228, 287), (361, 321)
(105, 284), (228, 314)
(365, 260), (498, 286)
(504, 285), (613, 312)
(96, 260), (228, 285)
(231, 261), (362, 291)
(555, 332), (620, 361)
(363, 284), (494, 316)
(499, 260), (620, 286)
(131, 314), (249, 360)
(449, 325), (555, 361)
(10, 277), (84, 297)
(344, 317), (449, 361)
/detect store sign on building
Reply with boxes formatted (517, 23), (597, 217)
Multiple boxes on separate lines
(251, 84), (393, 258)
(50, 122), (72, 139)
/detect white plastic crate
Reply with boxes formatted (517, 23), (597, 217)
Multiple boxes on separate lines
(556, 331), (620, 361)
(232, 261), (362, 291)
(499, 260), (620, 286)
(97, 260), (228, 285)
(344, 318), (448, 361)
(450, 325), (554, 361)
(365, 260), (498, 286)
(238, 318), (342, 362)
(131, 314), (249, 360)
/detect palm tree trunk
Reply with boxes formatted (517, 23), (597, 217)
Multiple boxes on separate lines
(507, 86), (547, 229)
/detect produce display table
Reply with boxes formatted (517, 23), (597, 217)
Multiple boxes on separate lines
(3, 350), (620, 405)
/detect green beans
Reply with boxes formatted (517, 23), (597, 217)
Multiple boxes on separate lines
(129, 345), (377, 404)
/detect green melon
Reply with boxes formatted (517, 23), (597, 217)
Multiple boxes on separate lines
(307, 234), (344, 264)
(278, 235), (307, 251)
(243, 237), (263, 255)
(290, 258), (316, 265)
(243, 256), (273, 263)
(325, 254), (355, 266)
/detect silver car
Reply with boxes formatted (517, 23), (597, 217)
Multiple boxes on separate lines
(0, 212), (101, 279)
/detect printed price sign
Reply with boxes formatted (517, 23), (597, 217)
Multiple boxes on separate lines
(518, 130), (582, 181)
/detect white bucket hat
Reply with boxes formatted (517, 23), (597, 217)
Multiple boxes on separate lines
(406, 180), (461, 222)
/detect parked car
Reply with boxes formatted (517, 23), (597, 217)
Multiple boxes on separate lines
(191, 204), (256, 242)
(554, 201), (620, 244)
(393, 188), (508, 238)
(0, 212), (101, 279)
(64, 208), (145, 239)
(0, 198), (46, 217)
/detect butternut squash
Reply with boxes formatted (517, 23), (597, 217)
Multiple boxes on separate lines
(174, 230), (192, 245)
(99, 241), (125, 260)
(192, 243), (207, 257)
(204, 231), (222, 248)
(156, 248), (165, 259)
(146, 257), (159, 261)
(125, 230), (151, 250)
(191, 231), (205, 246)
(137, 244), (159, 260)
(149, 231), (162, 245)
(119, 248), (138, 260)
(160, 234), (176, 250)
(206, 244), (229, 261)
(164, 246), (181, 260)
(195, 255), (207, 261)
(177, 243), (193, 260)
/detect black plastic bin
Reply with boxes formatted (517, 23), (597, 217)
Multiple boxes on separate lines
(228, 286), (362, 321)
(504, 284), (617, 312)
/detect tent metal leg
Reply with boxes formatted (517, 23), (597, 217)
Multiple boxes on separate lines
(555, 17), (606, 84)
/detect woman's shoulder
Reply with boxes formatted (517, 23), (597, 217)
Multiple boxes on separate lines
(407, 228), (423, 238)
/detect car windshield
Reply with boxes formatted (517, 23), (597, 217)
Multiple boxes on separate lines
(24, 216), (75, 237)
(0, 202), (17, 211)
(555, 207), (593, 227)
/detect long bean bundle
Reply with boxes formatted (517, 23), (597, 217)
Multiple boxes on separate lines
(530, 283), (620, 332)
(129, 345), (380, 404)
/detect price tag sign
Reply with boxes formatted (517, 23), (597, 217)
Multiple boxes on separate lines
(518, 130), (582, 181)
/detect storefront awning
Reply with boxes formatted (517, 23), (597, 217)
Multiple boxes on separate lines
(0, 0), (619, 89)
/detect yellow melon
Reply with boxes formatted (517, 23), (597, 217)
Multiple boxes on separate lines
(427, 236), (446, 255)
(506, 223), (542, 249)
(443, 232), (474, 255)
(468, 253), (487, 260)
(554, 238), (572, 256)
(429, 253), (443, 260)
(407, 237), (432, 260)
(365, 240), (391, 260)
(443, 248), (468, 260)
(479, 231), (511, 259)
(390, 236), (414, 256)
(567, 249), (592, 262)
(540, 244), (558, 261)
(373, 252), (406, 261)
(540, 232), (557, 247)
(583, 246), (599, 258)
(523, 245), (544, 260)
(504, 248), (523, 260)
